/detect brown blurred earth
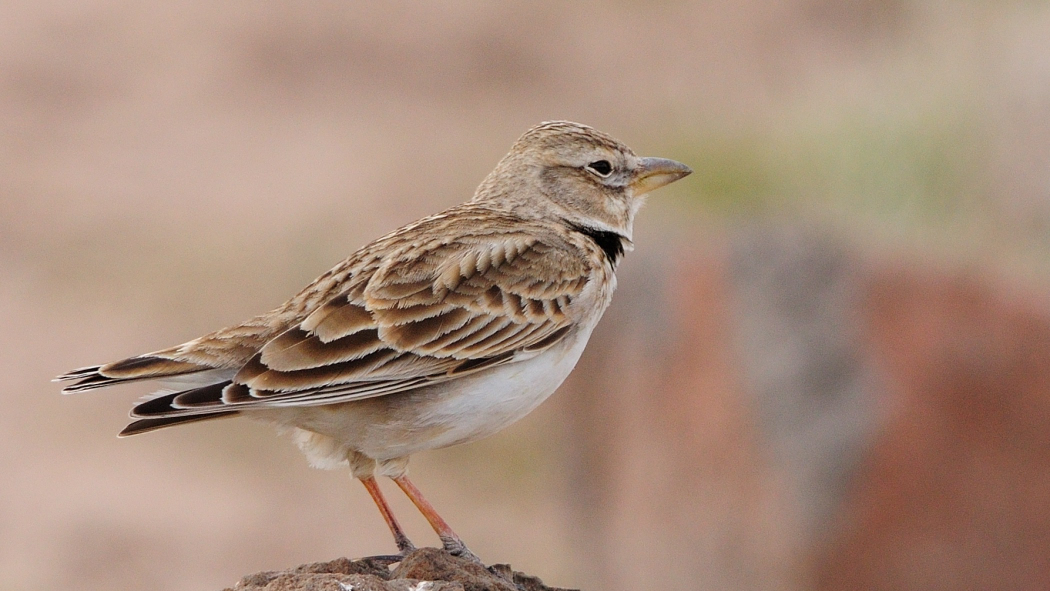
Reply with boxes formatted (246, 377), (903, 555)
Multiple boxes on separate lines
(565, 230), (1050, 590)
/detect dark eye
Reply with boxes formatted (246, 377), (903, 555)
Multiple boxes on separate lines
(586, 160), (613, 177)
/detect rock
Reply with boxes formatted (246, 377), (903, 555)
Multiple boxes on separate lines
(223, 548), (577, 591)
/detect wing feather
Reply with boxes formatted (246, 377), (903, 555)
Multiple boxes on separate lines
(259, 327), (385, 371)
(99, 210), (601, 430)
(223, 221), (589, 405)
(304, 300), (375, 343)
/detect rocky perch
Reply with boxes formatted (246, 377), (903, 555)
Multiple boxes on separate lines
(223, 547), (577, 591)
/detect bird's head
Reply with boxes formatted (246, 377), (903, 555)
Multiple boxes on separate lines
(474, 121), (691, 241)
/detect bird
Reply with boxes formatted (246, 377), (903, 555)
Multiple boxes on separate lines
(56, 120), (691, 562)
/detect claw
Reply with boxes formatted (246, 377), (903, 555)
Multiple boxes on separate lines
(357, 553), (407, 566)
(441, 536), (483, 564)
(394, 534), (417, 555)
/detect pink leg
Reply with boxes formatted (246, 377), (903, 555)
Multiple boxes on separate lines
(360, 476), (415, 554)
(392, 475), (481, 562)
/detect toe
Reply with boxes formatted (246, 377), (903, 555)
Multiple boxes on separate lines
(442, 538), (483, 564)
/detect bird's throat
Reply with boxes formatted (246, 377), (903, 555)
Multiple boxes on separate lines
(568, 223), (626, 268)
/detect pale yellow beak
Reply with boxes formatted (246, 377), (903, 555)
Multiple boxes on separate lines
(630, 157), (692, 195)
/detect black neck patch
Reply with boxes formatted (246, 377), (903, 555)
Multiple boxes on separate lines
(570, 223), (626, 268)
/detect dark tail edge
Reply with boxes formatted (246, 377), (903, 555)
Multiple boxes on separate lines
(118, 411), (239, 437)
(57, 356), (210, 394)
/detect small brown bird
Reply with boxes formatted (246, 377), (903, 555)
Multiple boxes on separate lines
(57, 121), (691, 561)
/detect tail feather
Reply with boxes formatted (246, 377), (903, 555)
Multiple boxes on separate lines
(130, 382), (230, 418)
(55, 365), (103, 380)
(103, 355), (204, 377)
(119, 412), (238, 437)
(121, 381), (240, 436)
(56, 355), (210, 393)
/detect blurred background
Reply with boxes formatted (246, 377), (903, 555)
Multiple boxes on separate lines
(3, 1), (1050, 589)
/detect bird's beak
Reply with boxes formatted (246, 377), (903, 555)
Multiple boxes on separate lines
(630, 157), (692, 196)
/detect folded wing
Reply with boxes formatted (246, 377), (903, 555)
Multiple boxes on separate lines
(117, 214), (591, 431)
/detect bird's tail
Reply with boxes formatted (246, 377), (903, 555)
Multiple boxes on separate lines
(55, 355), (213, 393)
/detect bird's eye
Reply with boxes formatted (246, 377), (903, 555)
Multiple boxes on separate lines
(586, 160), (613, 177)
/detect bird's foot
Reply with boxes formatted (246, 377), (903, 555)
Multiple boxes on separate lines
(440, 535), (483, 564)
(357, 554), (405, 565)
(395, 534), (417, 555)
(358, 537), (416, 566)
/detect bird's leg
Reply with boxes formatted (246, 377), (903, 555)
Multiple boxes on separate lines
(359, 476), (416, 555)
(350, 451), (415, 557)
(392, 474), (482, 563)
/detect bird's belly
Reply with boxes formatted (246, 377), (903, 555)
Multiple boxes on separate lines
(411, 339), (589, 448)
(272, 326), (593, 463)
